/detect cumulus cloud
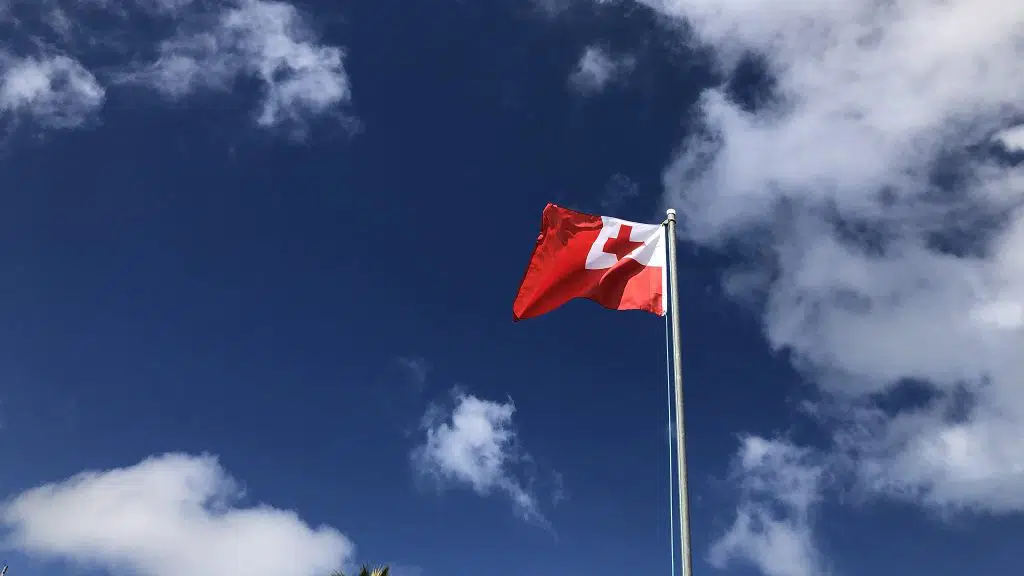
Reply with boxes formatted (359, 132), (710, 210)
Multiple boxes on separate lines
(126, 0), (352, 132)
(1, 453), (354, 576)
(639, 0), (1024, 565)
(0, 53), (104, 129)
(569, 46), (634, 94)
(413, 392), (544, 523)
(710, 437), (826, 576)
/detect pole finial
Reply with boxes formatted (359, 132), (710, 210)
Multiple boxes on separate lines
(666, 208), (677, 221)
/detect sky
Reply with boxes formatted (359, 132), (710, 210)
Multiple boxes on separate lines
(0, 0), (1022, 575)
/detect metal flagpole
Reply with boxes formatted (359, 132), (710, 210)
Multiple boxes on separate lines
(665, 208), (694, 576)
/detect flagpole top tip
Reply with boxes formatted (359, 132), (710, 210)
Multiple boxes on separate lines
(666, 208), (676, 220)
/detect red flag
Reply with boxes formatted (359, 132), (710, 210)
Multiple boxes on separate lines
(513, 203), (667, 321)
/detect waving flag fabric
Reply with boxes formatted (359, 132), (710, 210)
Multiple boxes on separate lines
(513, 203), (666, 321)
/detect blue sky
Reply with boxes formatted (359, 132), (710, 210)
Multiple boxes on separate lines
(0, 0), (1022, 575)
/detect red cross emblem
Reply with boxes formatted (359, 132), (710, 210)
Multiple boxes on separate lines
(602, 224), (644, 261)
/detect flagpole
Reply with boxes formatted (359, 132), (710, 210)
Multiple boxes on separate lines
(665, 208), (694, 576)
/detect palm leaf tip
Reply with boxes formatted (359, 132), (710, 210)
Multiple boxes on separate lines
(342, 564), (389, 576)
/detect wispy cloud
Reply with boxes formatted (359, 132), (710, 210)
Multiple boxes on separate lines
(601, 173), (640, 211)
(136, 0), (199, 15)
(0, 53), (104, 129)
(529, 0), (574, 17)
(710, 437), (826, 576)
(123, 0), (352, 134)
(1, 453), (355, 576)
(412, 392), (546, 524)
(0, 0), (352, 136)
(641, 0), (1024, 571)
(397, 356), (429, 387)
(568, 45), (634, 94)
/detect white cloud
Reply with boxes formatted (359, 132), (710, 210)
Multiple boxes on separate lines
(128, 0), (351, 132)
(646, 0), (1024, 517)
(710, 437), (826, 576)
(569, 46), (634, 94)
(0, 53), (104, 128)
(1, 453), (355, 576)
(413, 392), (544, 523)
(995, 124), (1024, 153)
(0, 0), (352, 134)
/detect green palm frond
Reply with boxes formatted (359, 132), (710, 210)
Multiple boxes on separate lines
(331, 564), (390, 576)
